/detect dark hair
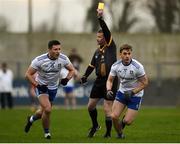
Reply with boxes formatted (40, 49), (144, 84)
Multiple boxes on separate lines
(119, 44), (132, 53)
(48, 40), (61, 49)
(97, 28), (103, 33)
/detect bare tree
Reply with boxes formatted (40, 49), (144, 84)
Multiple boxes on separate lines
(175, 0), (180, 32)
(118, 1), (138, 32)
(108, 0), (119, 31)
(109, 0), (138, 32)
(86, 0), (137, 32)
(28, 0), (33, 33)
(51, 0), (60, 33)
(148, 0), (179, 33)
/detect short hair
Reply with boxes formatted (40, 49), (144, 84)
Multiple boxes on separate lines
(97, 28), (103, 33)
(119, 44), (132, 53)
(48, 40), (61, 49)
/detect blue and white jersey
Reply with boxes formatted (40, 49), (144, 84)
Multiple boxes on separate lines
(31, 53), (71, 89)
(110, 59), (145, 97)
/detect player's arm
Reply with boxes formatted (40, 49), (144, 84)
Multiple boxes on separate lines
(97, 9), (112, 46)
(60, 63), (75, 86)
(25, 66), (38, 87)
(106, 74), (115, 91)
(106, 74), (116, 99)
(64, 63), (75, 80)
(107, 62), (117, 91)
(133, 74), (148, 94)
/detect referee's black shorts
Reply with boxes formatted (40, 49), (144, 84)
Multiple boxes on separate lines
(90, 76), (118, 101)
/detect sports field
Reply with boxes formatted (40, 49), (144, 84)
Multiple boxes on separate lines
(0, 106), (180, 143)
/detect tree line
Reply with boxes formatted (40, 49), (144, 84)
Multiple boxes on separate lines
(0, 0), (180, 33)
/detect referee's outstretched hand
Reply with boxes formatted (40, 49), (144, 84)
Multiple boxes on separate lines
(106, 90), (114, 100)
(80, 76), (87, 85)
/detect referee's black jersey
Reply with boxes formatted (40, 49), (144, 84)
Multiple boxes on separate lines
(90, 17), (117, 78)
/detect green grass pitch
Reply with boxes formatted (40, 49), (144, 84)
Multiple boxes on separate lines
(0, 106), (180, 143)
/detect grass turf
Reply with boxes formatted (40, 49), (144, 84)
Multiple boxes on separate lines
(0, 106), (180, 143)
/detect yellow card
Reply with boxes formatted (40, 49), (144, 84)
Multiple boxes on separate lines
(98, 2), (104, 10)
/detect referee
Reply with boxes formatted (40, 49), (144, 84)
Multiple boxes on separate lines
(81, 9), (117, 138)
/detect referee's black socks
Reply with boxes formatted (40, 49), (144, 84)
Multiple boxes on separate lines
(88, 108), (98, 128)
(105, 116), (112, 135)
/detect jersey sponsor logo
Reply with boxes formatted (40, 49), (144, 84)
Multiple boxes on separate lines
(119, 76), (134, 80)
(119, 69), (135, 80)
(41, 62), (61, 73)
(42, 70), (59, 73)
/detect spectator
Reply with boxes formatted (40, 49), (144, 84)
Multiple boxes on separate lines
(68, 48), (83, 71)
(60, 68), (78, 110)
(0, 62), (14, 109)
(63, 48), (82, 109)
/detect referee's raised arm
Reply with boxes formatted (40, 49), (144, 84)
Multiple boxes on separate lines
(97, 9), (112, 46)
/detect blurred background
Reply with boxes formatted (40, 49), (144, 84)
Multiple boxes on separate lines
(0, 0), (180, 108)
